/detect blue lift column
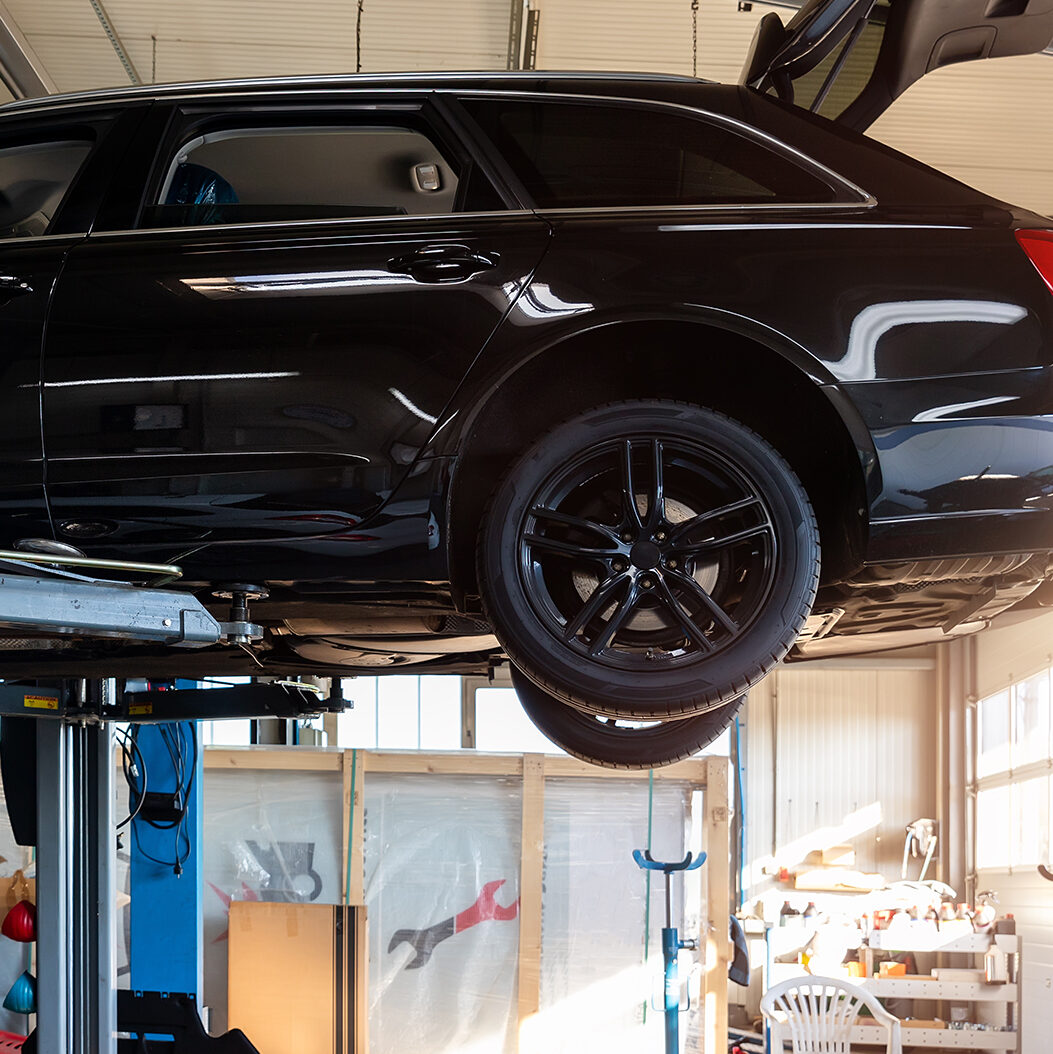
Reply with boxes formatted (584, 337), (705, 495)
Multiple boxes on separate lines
(128, 719), (204, 998)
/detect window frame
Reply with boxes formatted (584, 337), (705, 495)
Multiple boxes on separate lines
(128, 94), (526, 236)
(973, 660), (1053, 873)
(450, 89), (876, 214)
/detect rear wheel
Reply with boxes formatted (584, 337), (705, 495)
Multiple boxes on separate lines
(511, 667), (744, 769)
(479, 400), (819, 718)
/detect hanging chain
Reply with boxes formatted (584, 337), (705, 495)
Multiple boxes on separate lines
(691, 0), (700, 78)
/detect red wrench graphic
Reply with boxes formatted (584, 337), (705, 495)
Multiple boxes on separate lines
(388, 878), (519, 970)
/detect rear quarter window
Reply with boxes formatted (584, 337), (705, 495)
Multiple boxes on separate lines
(461, 98), (838, 209)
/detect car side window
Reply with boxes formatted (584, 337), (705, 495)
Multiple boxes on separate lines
(460, 98), (837, 208)
(141, 120), (494, 229)
(0, 138), (93, 238)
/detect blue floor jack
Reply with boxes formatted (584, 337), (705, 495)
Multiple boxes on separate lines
(633, 848), (706, 1054)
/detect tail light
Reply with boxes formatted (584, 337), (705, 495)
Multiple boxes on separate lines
(1015, 229), (1053, 294)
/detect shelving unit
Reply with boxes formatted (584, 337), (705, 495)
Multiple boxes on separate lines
(856, 930), (1020, 1053)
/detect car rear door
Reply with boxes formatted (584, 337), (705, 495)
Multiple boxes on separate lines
(41, 93), (548, 567)
(741, 0), (1053, 131)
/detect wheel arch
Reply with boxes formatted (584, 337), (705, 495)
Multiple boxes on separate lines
(447, 315), (874, 606)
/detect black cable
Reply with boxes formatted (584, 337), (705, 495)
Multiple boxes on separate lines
(125, 721), (198, 875)
(115, 726), (148, 830)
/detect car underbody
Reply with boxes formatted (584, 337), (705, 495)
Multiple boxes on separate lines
(0, 548), (1045, 679)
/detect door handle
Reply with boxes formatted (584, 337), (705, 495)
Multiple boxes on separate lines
(0, 275), (32, 297)
(388, 245), (500, 283)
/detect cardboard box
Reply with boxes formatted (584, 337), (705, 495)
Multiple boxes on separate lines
(228, 902), (366, 1054)
(820, 845), (856, 867)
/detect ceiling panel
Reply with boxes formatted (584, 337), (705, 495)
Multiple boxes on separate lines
(536, 0), (695, 75)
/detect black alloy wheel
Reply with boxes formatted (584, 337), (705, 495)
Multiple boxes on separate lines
(511, 667), (745, 770)
(479, 401), (819, 719)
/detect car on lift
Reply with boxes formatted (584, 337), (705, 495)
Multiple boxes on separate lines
(0, 0), (1050, 766)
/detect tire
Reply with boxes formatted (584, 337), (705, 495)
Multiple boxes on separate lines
(478, 400), (819, 719)
(511, 667), (744, 769)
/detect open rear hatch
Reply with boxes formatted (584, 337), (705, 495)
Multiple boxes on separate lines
(741, 0), (1053, 131)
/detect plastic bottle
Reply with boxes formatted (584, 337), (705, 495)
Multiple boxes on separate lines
(779, 900), (798, 926)
(803, 901), (818, 920)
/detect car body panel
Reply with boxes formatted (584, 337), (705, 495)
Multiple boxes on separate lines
(42, 212), (548, 560)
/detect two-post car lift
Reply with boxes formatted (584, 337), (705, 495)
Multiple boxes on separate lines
(0, 545), (345, 1052)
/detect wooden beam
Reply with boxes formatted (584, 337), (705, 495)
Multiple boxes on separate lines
(341, 749), (353, 906)
(543, 755), (709, 782)
(362, 751), (524, 776)
(517, 753), (545, 1031)
(204, 746), (342, 771)
(348, 750), (365, 906)
(702, 756), (730, 1054)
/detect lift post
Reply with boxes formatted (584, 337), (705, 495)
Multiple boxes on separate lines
(34, 681), (117, 1054)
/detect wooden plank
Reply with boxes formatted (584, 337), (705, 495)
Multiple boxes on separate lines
(348, 750), (365, 907)
(517, 753), (545, 1029)
(341, 750), (353, 907)
(701, 756), (730, 1054)
(204, 746), (342, 771)
(362, 751), (524, 776)
(543, 755), (709, 782)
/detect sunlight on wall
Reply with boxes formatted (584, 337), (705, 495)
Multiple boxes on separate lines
(750, 801), (884, 888)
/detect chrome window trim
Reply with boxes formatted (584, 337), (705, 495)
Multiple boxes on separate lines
(0, 231), (88, 247)
(87, 209), (539, 239)
(534, 201), (875, 217)
(84, 200), (880, 242)
(0, 71), (707, 116)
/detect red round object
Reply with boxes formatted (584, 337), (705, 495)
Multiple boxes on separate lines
(1, 900), (36, 943)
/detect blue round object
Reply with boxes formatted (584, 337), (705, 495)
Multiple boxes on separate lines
(3, 970), (35, 1014)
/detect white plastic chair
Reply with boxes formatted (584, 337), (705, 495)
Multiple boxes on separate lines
(760, 975), (902, 1054)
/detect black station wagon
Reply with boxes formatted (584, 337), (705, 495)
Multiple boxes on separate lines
(0, 0), (1051, 765)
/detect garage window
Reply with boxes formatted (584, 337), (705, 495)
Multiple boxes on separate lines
(142, 122), (493, 229)
(460, 98), (838, 209)
(0, 138), (92, 238)
(975, 666), (1052, 869)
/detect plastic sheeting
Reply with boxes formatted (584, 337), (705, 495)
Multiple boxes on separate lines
(532, 779), (704, 1054)
(200, 762), (707, 1053)
(365, 774), (523, 1054)
(202, 768), (344, 1034)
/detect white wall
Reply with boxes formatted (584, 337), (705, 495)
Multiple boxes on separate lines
(742, 657), (938, 906)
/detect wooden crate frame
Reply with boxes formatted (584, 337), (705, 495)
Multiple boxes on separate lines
(205, 747), (730, 1054)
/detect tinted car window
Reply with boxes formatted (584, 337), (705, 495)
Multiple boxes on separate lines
(461, 98), (837, 208)
(0, 138), (92, 238)
(143, 122), (481, 228)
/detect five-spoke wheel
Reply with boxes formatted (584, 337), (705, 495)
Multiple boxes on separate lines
(479, 400), (819, 719)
